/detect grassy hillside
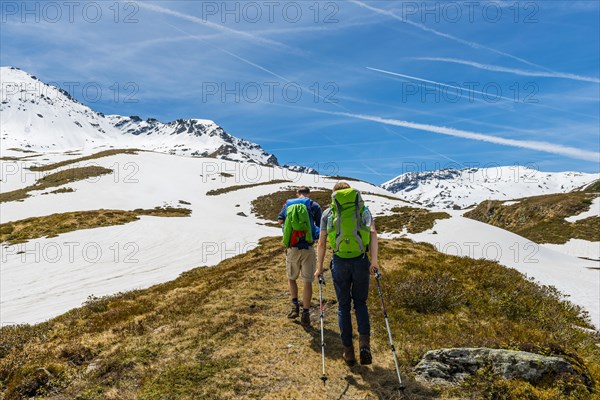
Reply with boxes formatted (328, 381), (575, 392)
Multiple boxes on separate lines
(0, 207), (191, 244)
(583, 180), (600, 192)
(1, 237), (598, 400)
(376, 207), (451, 234)
(464, 191), (599, 244)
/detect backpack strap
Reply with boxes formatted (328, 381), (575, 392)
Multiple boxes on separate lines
(352, 193), (365, 254)
(333, 197), (342, 253)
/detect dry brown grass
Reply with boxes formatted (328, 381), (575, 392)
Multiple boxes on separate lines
(29, 149), (141, 172)
(584, 180), (600, 192)
(206, 180), (291, 196)
(364, 192), (411, 203)
(0, 154), (40, 161)
(48, 187), (74, 194)
(465, 192), (600, 244)
(0, 207), (191, 244)
(324, 175), (364, 182)
(0, 166), (113, 203)
(376, 206), (451, 234)
(251, 189), (332, 221)
(6, 148), (38, 153)
(0, 237), (597, 399)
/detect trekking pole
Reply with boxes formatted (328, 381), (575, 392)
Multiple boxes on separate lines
(318, 273), (328, 384)
(374, 269), (405, 391)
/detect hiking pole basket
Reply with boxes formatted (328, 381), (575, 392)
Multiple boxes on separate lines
(374, 268), (405, 391)
(318, 273), (327, 384)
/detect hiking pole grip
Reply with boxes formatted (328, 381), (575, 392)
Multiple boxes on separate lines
(374, 268), (381, 280)
(318, 274), (325, 286)
(374, 269), (388, 318)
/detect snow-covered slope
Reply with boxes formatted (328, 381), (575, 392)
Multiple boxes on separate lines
(0, 67), (277, 165)
(382, 167), (599, 209)
(0, 150), (403, 324)
(1, 149), (598, 328)
(542, 240), (600, 261)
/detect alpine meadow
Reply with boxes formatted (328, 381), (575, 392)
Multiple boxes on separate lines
(1, 1), (599, 400)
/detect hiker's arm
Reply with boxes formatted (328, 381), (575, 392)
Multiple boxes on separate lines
(313, 203), (322, 227)
(277, 205), (286, 225)
(315, 235), (326, 277)
(369, 223), (379, 274)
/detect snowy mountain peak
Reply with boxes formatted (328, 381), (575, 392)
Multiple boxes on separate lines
(0, 67), (278, 165)
(1, 66), (116, 149)
(105, 115), (278, 164)
(382, 166), (599, 209)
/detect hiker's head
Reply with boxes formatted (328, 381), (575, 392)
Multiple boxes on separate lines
(332, 181), (351, 192)
(296, 187), (310, 197)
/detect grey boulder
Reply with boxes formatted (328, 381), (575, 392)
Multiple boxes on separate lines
(414, 347), (577, 386)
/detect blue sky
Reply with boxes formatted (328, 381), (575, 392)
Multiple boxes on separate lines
(1, 0), (599, 183)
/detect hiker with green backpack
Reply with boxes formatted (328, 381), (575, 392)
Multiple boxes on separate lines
(315, 181), (378, 366)
(278, 187), (322, 325)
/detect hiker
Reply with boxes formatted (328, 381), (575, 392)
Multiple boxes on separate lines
(315, 181), (378, 366)
(278, 187), (322, 325)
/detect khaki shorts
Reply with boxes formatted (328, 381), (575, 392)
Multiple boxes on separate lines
(286, 246), (316, 283)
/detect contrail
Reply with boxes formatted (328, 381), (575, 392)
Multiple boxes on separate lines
(270, 140), (399, 151)
(137, 2), (292, 51)
(348, 0), (553, 71)
(416, 57), (600, 84)
(360, 161), (387, 180)
(164, 23), (288, 81)
(366, 66), (600, 120)
(366, 67), (516, 103)
(304, 108), (599, 162)
(164, 23), (349, 110)
(380, 126), (463, 167)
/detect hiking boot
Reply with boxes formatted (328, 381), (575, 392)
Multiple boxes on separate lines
(300, 312), (311, 326)
(287, 305), (299, 319)
(359, 334), (372, 365)
(343, 345), (356, 367)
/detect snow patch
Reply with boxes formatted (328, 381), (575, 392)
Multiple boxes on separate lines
(542, 239), (600, 261)
(565, 197), (600, 223)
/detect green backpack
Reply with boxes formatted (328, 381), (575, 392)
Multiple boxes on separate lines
(327, 188), (371, 258)
(282, 202), (314, 248)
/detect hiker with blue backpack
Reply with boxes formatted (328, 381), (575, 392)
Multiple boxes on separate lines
(278, 187), (322, 325)
(315, 181), (379, 366)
